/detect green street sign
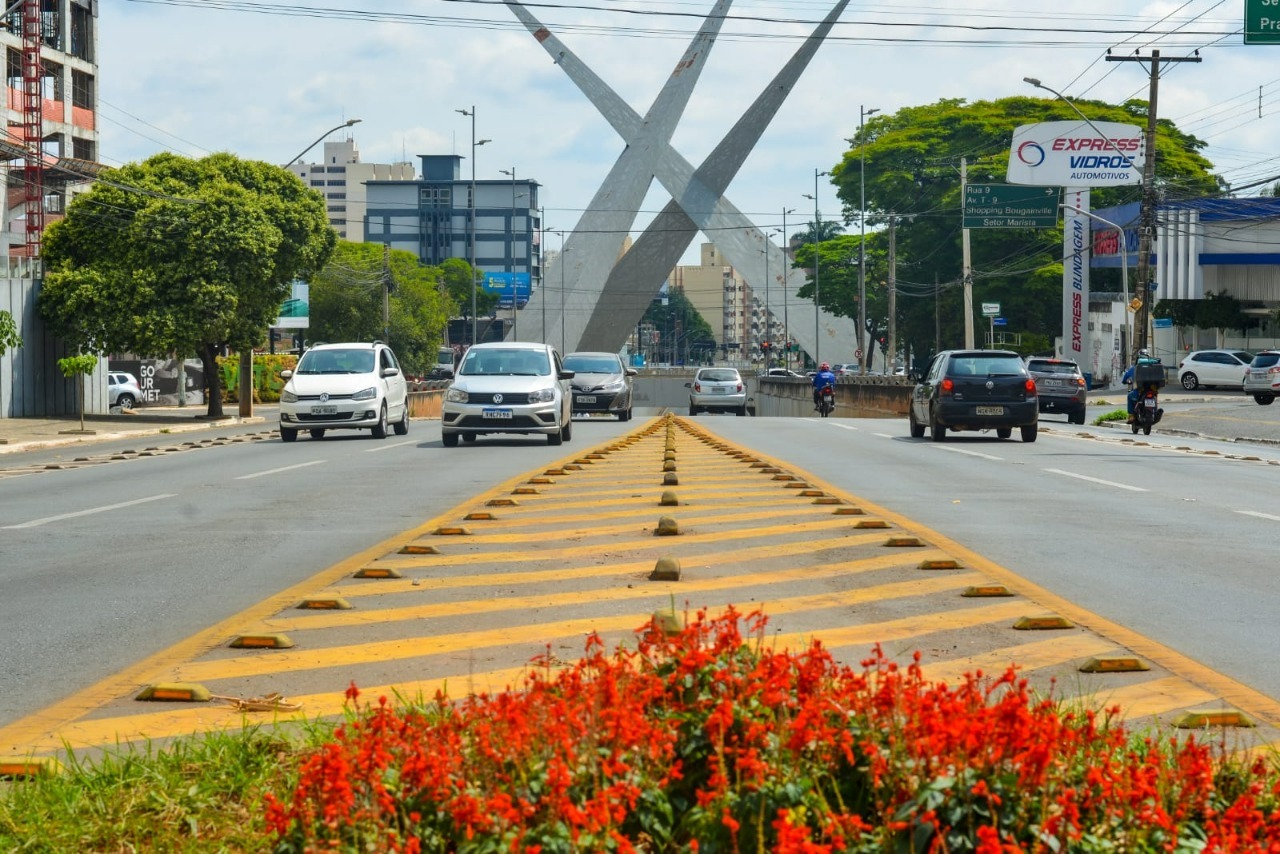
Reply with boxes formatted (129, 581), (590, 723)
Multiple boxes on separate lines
(1246, 0), (1280, 44)
(963, 184), (1059, 229)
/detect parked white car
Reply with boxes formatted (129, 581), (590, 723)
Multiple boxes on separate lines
(1177, 349), (1252, 390)
(277, 341), (409, 442)
(440, 342), (575, 446)
(108, 371), (143, 410)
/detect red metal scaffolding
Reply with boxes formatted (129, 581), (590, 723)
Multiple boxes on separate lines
(21, 0), (43, 258)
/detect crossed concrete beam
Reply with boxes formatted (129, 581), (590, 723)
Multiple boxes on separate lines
(509, 0), (859, 363)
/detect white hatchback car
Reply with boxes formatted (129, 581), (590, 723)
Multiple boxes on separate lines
(441, 342), (575, 446)
(277, 341), (410, 442)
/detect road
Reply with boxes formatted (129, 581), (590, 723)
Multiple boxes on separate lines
(2, 396), (1279, 761)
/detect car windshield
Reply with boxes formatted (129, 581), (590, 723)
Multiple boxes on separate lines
(461, 348), (551, 376)
(296, 348), (376, 374)
(1253, 353), (1280, 368)
(950, 355), (1025, 377)
(699, 370), (739, 382)
(564, 356), (620, 373)
(1029, 361), (1079, 376)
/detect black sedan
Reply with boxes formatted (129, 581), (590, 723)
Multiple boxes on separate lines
(563, 351), (636, 421)
(908, 349), (1039, 442)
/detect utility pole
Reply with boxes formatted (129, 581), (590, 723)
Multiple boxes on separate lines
(1107, 49), (1200, 355)
(382, 242), (392, 344)
(960, 157), (974, 349)
(886, 214), (897, 374)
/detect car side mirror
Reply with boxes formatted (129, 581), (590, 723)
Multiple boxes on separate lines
(381, 367), (399, 378)
(625, 368), (638, 377)
(280, 369), (293, 379)
(559, 369), (576, 380)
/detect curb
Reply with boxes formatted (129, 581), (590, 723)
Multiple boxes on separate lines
(0, 416), (267, 455)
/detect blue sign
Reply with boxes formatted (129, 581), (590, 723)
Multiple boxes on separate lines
(1153, 317), (1173, 328)
(482, 272), (532, 308)
(993, 317), (1007, 326)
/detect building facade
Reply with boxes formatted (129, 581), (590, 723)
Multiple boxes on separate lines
(288, 138), (415, 243)
(668, 243), (788, 363)
(364, 154), (542, 288)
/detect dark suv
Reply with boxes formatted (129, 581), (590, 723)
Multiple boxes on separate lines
(1025, 357), (1087, 424)
(1243, 350), (1280, 405)
(908, 349), (1039, 442)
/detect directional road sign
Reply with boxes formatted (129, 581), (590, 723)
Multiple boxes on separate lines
(981, 302), (1001, 317)
(1245, 0), (1280, 44)
(963, 184), (1060, 229)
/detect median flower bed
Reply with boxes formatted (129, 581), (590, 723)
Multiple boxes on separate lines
(266, 607), (1280, 852)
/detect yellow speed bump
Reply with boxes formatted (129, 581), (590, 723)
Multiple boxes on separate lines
(813, 497), (843, 505)
(1173, 708), (1255, 728)
(355, 566), (404, 579)
(834, 506), (864, 515)
(398, 544), (440, 555)
(651, 610), (684, 635)
(783, 482), (811, 489)
(545, 468), (567, 476)
(659, 491), (679, 506)
(487, 498), (519, 507)
(1013, 615), (1074, 630)
(885, 536), (924, 547)
(230, 633), (295, 650)
(750, 461), (769, 468)
(962, 584), (1014, 597)
(852, 519), (890, 529)
(136, 682), (212, 702)
(772, 474), (796, 481)
(465, 512), (495, 521)
(298, 597), (353, 610)
(1079, 655), (1150, 673)
(513, 487), (541, 495)
(528, 477), (554, 485)
(432, 526), (471, 536)
(662, 461), (677, 472)
(663, 473), (679, 485)
(919, 559), (961, 570)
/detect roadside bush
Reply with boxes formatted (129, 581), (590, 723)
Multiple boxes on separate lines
(265, 607), (1280, 852)
(217, 354), (296, 403)
(1094, 408), (1128, 426)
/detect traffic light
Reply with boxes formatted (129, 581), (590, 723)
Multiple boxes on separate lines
(879, 337), (887, 354)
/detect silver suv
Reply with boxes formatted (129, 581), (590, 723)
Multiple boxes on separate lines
(1025, 357), (1087, 424)
(1243, 350), (1280, 405)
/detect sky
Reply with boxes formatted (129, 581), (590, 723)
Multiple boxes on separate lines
(99, 0), (1280, 266)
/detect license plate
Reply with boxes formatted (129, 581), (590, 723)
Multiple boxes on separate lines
(975, 406), (1004, 416)
(482, 408), (513, 420)
(1143, 398), (1156, 408)
(310, 405), (337, 415)
(712, 387), (728, 394)
(576, 395), (597, 404)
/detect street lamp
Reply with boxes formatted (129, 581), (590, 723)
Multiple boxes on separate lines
(858, 105), (879, 376)
(781, 207), (794, 370)
(803, 169), (829, 368)
(558, 232), (571, 355)
(1063, 202), (1131, 379)
(456, 107), (490, 345)
(282, 118), (361, 168)
(500, 167), (520, 341)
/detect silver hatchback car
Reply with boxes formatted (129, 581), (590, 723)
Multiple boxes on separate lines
(441, 342), (575, 446)
(687, 367), (747, 416)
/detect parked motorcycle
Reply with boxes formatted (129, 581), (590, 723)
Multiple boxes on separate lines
(817, 385), (835, 418)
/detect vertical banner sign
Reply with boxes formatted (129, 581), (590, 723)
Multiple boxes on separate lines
(1062, 188), (1090, 363)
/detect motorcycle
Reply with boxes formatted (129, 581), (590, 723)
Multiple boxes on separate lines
(817, 385), (835, 418)
(1130, 382), (1163, 435)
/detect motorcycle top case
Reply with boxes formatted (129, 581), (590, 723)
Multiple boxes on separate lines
(1134, 363), (1166, 387)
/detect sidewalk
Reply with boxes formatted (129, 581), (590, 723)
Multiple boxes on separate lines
(0, 406), (272, 455)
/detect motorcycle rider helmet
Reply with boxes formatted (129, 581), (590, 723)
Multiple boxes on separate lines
(1138, 348), (1151, 358)
(820, 362), (830, 371)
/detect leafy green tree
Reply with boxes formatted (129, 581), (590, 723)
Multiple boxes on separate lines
(307, 241), (453, 375)
(828, 96), (1221, 367)
(439, 257), (497, 323)
(38, 152), (335, 417)
(55, 353), (97, 432)
(1196, 291), (1256, 345)
(0, 310), (19, 357)
(641, 287), (714, 364)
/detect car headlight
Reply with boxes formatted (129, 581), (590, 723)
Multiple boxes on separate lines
(446, 387), (469, 403)
(280, 389), (297, 403)
(351, 386), (377, 401)
(528, 387), (556, 404)
(601, 380), (626, 392)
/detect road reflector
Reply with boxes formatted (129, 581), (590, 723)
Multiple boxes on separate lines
(659, 491), (679, 506)
(0, 759), (61, 779)
(465, 512), (495, 521)
(487, 498), (518, 506)
(586, 453), (606, 459)
(799, 490), (825, 497)
(813, 497), (843, 505)
(398, 544), (439, 555)
(919, 559), (962, 570)
(784, 482), (811, 489)
(651, 610), (684, 635)
(750, 461), (769, 468)
(563, 464), (584, 471)
(885, 536), (924, 547)
(136, 682), (212, 702)
(298, 597), (353, 610)
(355, 566), (404, 579)
(1079, 656), (1149, 673)
(662, 461), (677, 471)
(544, 468), (567, 476)
(513, 487), (540, 494)
(230, 633), (295, 649)
(650, 556), (681, 581)
(962, 584), (1013, 597)
(761, 467), (781, 473)
(1173, 708), (1254, 728)
(432, 526), (471, 536)
(663, 473), (679, 485)
(656, 516), (680, 536)
(853, 519), (889, 529)
(834, 507), (864, 515)
(1013, 615), (1073, 630)
(772, 474), (796, 481)
(528, 477), (554, 484)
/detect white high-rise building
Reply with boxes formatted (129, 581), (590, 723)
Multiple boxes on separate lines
(288, 138), (415, 242)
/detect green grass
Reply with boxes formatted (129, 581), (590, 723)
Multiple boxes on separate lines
(1093, 407), (1128, 426)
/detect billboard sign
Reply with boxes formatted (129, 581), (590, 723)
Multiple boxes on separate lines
(274, 281), (309, 329)
(482, 272), (532, 309)
(1006, 121), (1144, 187)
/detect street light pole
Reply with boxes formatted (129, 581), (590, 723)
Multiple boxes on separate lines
(858, 105), (879, 376)
(781, 207), (793, 371)
(500, 167), (518, 341)
(283, 118), (361, 168)
(559, 232), (571, 355)
(803, 171), (829, 368)
(456, 107), (490, 346)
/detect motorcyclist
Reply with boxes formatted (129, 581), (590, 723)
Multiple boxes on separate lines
(812, 361), (837, 410)
(1123, 349), (1164, 423)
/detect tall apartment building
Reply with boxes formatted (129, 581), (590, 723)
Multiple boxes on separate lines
(288, 137), (415, 242)
(669, 243), (758, 358)
(0, 0), (100, 257)
(363, 154), (541, 287)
